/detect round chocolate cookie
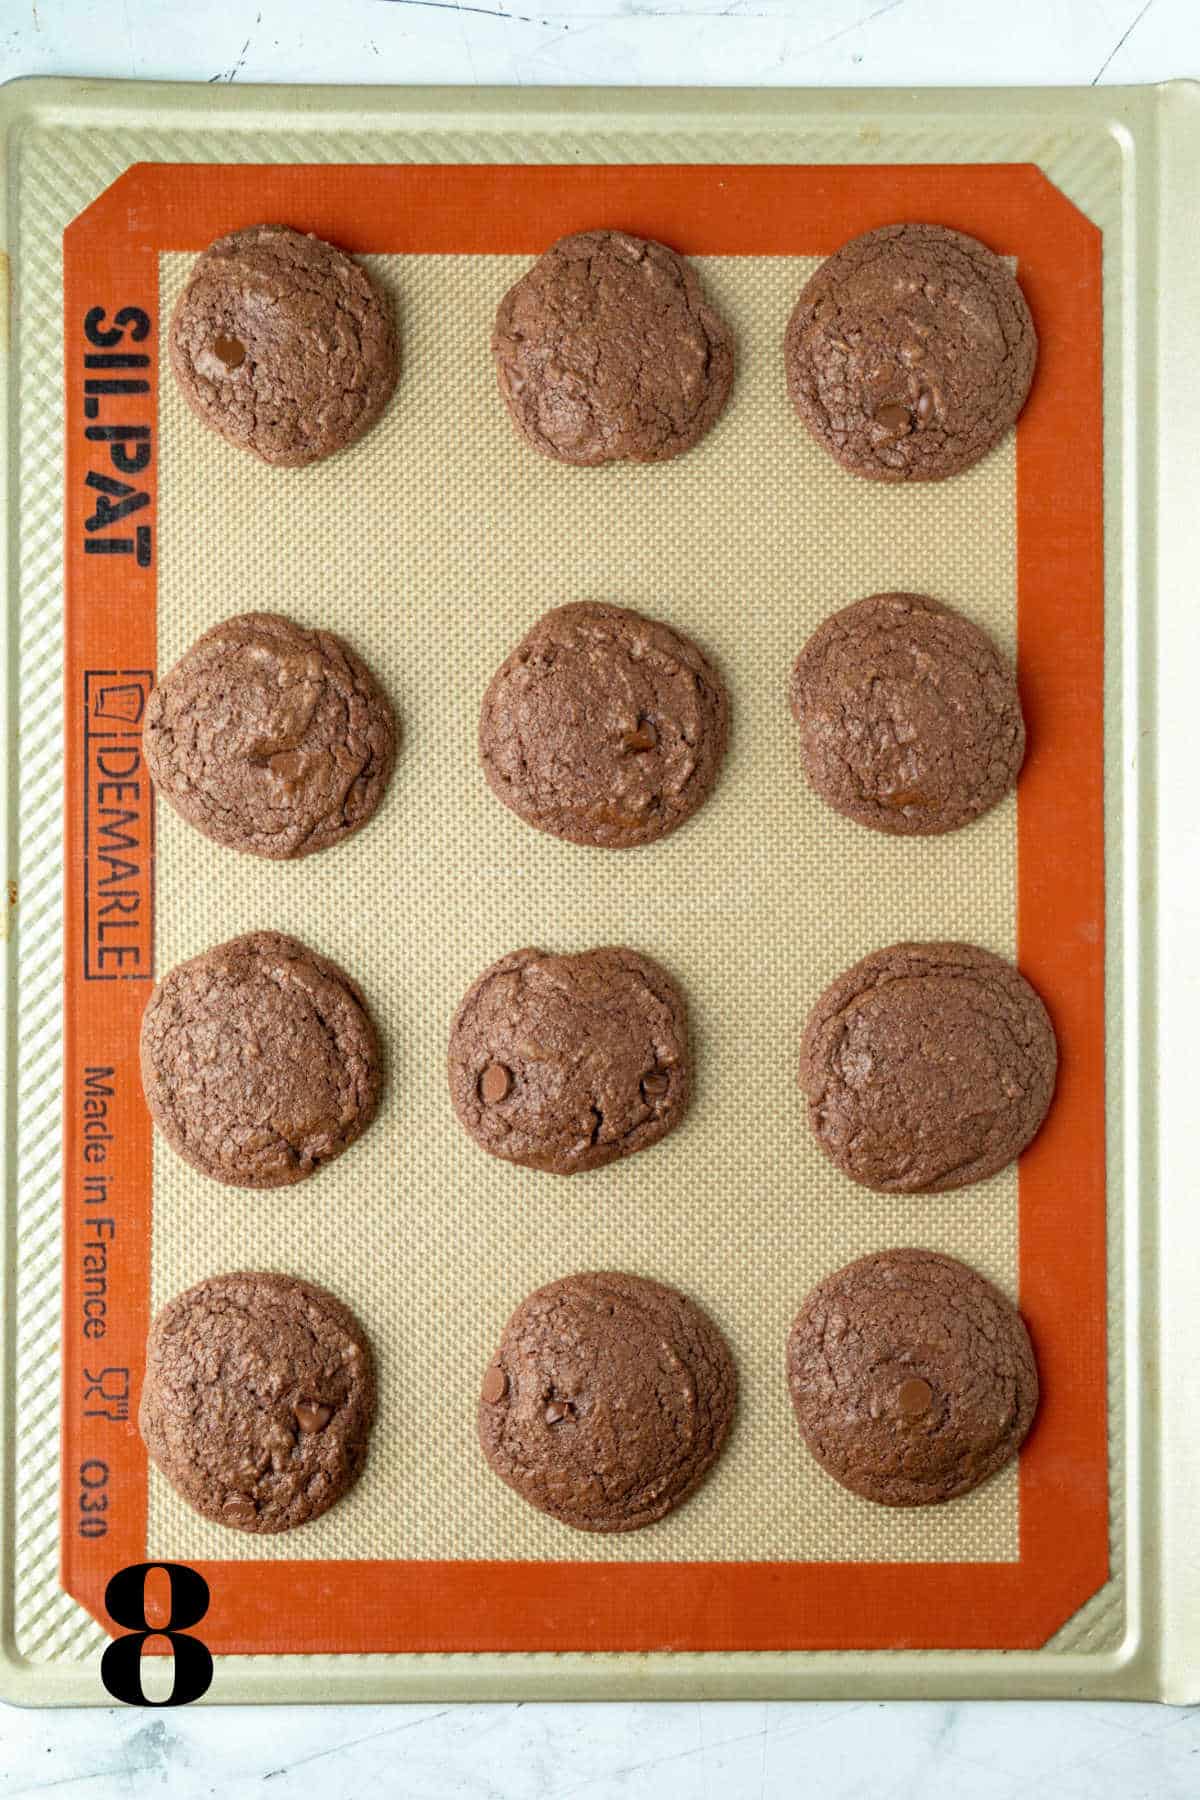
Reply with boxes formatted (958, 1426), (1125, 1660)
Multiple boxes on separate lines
(448, 945), (689, 1175)
(789, 592), (1025, 836)
(784, 223), (1037, 482)
(139, 1270), (376, 1533)
(479, 1271), (736, 1532)
(169, 224), (398, 467)
(799, 942), (1057, 1193)
(491, 230), (734, 465)
(144, 611), (396, 861)
(787, 1249), (1038, 1506)
(480, 602), (729, 849)
(140, 930), (382, 1189)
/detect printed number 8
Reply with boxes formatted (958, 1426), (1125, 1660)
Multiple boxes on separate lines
(100, 1563), (213, 1705)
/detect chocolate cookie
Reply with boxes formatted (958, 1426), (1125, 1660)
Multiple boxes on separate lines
(480, 602), (729, 849)
(799, 942), (1056, 1193)
(491, 230), (734, 465)
(448, 946), (689, 1175)
(139, 1271), (376, 1533)
(787, 1249), (1038, 1506)
(169, 224), (398, 467)
(784, 223), (1037, 482)
(789, 593), (1025, 835)
(479, 1271), (736, 1532)
(144, 612), (396, 861)
(141, 930), (382, 1189)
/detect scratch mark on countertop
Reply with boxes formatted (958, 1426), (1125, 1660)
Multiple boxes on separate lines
(210, 34), (252, 82)
(8, 1719), (176, 1799)
(376, 0), (567, 24)
(796, 0), (907, 57)
(623, 4), (787, 16)
(264, 1708), (456, 1779)
(8, 1772), (141, 1799)
(556, 1718), (788, 1800)
(1092, 0), (1155, 84)
(121, 0), (136, 77)
(451, 0), (481, 84)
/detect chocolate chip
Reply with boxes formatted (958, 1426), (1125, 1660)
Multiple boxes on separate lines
(481, 1364), (508, 1404)
(212, 334), (246, 370)
(874, 401), (912, 434)
(622, 720), (658, 754)
(898, 1377), (934, 1418)
(544, 1400), (573, 1424)
(641, 1069), (670, 1100)
(479, 1062), (513, 1105)
(222, 1494), (257, 1524)
(294, 1399), (332, 1433)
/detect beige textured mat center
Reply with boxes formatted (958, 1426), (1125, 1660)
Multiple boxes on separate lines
(150, 249), (1019, 1566)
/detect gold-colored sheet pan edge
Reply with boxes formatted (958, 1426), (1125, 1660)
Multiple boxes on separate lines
(0, 74), (1183, 1702)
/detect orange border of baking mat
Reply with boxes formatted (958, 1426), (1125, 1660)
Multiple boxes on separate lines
(60, 162), (1105, 1654)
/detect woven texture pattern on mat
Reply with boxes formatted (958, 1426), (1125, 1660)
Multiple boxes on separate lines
(148, 250), (1020, 1566)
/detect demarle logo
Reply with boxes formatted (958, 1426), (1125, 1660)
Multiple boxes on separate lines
(83, 670), (154, 981)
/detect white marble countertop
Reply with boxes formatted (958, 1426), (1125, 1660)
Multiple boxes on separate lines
(2, 2), (1198, 1792)
(1, 1694), (1198, 1796)
(1, 0), (1196, 91)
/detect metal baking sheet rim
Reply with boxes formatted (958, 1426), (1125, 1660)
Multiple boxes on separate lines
(0, 75), (1195, 1706)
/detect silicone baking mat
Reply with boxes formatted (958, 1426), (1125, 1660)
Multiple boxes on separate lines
(49, 156), (1105, 1661)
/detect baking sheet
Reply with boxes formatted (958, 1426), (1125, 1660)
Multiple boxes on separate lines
(2, 75), (1193, 1703)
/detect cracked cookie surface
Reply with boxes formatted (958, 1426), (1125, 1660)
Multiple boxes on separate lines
(789, 592), (1024, 836)
(787, 1249), (1038, 1506)
(139, 1270), (376, 1533)
(784, 222), (1037, 482)
(479, 1271), (736, 1532)
(169, 223), (398, 467)
(479, 602), (729, 849)
(448, 946), (689, 1175)
(799, 941), (1057, 1194)
(491, 230), (734, 465)
(143, 611), (396, 861)
(140, 930), (382, 1189)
